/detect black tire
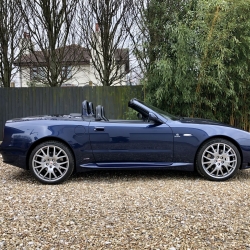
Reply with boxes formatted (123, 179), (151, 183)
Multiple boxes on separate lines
(196, 138), (241, 181)
(29, 141), (74, 184)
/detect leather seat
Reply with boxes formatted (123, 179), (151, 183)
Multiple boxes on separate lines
(95, 105), (108, 121)
(82, 100), (90, 116)
(95, 105), (102, 120)
(101, 106), (108, 121)
(89, 102), (95, 116)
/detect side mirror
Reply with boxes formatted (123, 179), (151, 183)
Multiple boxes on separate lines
(148, 112), (161, 123)
(137, 112), (143, 119)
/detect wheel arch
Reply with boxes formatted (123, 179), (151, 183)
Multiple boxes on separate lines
(26, 136), (76, 170)
(194, 135), (243, 169)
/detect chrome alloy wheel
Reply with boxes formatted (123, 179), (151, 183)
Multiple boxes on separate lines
(201, 142), (237, 179)
(32, 145), (70, 182)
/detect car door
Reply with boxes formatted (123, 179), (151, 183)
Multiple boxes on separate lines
(88, 120), (173, 164)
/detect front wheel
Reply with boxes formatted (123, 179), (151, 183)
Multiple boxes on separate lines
(29, 141), (74, 184)
(196, 139), (241, 181)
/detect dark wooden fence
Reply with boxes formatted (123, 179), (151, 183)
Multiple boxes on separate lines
(0, 86), (143, 140)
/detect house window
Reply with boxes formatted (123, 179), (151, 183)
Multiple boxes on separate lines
(31, 67), (46, 80)
(61, 66), (72, 79)
(30, 66), (72, 80)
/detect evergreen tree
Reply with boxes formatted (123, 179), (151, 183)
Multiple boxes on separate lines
(142, 0), (250, 130)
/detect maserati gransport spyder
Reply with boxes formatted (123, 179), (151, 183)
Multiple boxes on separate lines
(1, 98), (250, 184)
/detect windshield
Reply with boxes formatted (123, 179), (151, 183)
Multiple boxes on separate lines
(137, 100), (179, 121)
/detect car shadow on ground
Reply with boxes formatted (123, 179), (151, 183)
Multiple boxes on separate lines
(9, 167), (202, 184)
(70, 169), (202, 183)
(6, 168), (35, 184)
(70, 168), (250, 183)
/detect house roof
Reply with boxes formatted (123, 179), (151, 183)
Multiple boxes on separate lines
(15, 44), (129, 72)
(14, 45), (91, 67)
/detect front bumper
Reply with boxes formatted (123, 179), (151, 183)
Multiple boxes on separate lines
(1, 151), (27, 169)
(241, 162), (250, 170)
(0, 141), (28, 169)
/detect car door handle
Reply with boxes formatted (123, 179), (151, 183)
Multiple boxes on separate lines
(94, 127), (104, 131)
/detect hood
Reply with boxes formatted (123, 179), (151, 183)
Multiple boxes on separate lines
(179, 117), (233, 127)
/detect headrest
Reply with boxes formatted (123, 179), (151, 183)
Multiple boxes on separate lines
(82, 100), (90, 116)
(95, 105), (102, 121)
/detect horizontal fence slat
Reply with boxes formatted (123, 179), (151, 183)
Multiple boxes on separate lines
(0, 86), (143, 140)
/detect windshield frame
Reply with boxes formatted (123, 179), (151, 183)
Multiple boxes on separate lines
(138, 100), (179, 121)
(129, 98), (179, 121)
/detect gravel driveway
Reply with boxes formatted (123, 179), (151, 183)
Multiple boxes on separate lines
(1, 158), (250, 250)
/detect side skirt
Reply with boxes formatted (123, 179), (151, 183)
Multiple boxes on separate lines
(78, 162), (194, 172)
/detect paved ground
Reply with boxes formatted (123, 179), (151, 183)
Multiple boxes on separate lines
(1, 158), (250, 249)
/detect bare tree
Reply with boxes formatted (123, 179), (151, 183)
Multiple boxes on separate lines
(126, 0), (150, 77)
(17, 0), (83, 87)
(0, 0), (25, 87)
(77, 0), (134, 86)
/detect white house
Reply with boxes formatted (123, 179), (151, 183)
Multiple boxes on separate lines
(14, 32), (129, 87)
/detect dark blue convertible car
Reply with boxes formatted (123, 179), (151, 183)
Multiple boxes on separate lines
(1, 98), (250, 184)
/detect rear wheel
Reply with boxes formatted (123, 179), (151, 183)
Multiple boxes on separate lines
(29, 141), (74, 184)
(196, 139), (240, 181)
